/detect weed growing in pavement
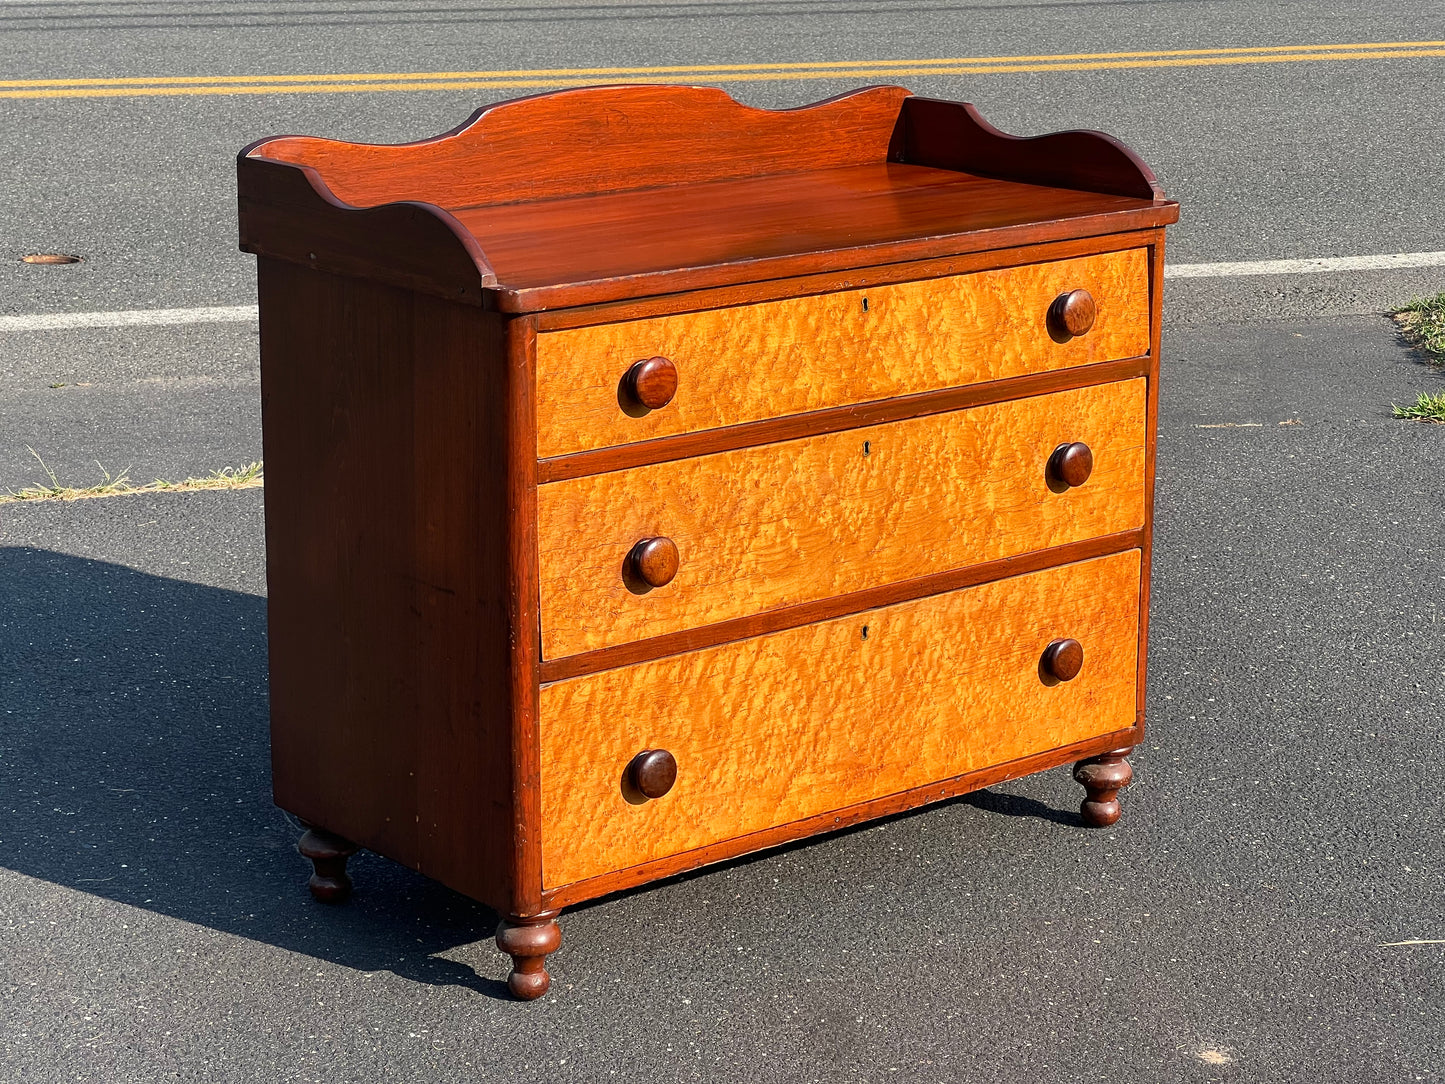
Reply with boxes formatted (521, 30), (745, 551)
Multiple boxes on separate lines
(1391, 294), (1445, 422)
(1395, 293), (1445, 362)
(1392, 390), (1445, 424)
(1, 447), (264, 504)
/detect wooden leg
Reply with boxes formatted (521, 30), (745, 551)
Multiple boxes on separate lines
(495, 911), (562, 1000)
(298, 827), (359, 902)
(1073, 747), (1134, 827)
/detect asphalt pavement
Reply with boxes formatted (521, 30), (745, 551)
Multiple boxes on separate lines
(3, 2), (1444, 1081)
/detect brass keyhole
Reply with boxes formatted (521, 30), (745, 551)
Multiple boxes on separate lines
(862, 440), (871, 457)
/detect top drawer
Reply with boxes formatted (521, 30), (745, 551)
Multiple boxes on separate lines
(534, 248), (1151, 459)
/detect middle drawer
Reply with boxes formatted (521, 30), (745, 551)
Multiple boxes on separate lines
(538, 378), (1146, 659)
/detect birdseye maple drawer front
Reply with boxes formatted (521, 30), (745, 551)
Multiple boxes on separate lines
(539, 549), (1142, 889)
(533, 247), (1150, 458)
(537, 378), (1146, 659)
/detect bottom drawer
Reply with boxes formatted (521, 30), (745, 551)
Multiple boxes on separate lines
(538, 549), (1142, 889)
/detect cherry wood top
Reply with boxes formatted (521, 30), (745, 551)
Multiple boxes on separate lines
(450, 164), (1166, 310)
(238, 84), (1179, 311)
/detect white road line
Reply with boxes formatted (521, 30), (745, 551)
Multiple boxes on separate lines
(0, 304), (258, 331)
(3, 251), (1444, 330)
(1165, 251), (1445, 278)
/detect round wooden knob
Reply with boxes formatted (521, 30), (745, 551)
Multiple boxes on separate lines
(627, 536), (679, 588)
(627, 749), (677, 799)
(1041, 638), (1085, 682)
(622, 356), (678, 410)
(1048, 289), (1097, 341)
(1047, 442), (1094, 488)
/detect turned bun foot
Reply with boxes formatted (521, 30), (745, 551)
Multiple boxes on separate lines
(496, 912), (562, 1000)
(1073, 747), (1134, 827)
(298, 827), (359, 902)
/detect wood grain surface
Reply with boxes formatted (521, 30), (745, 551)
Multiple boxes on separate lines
(538, 549), (1142, 889)
(902, 97), (1165, 200)
(535, 249), (1148, 457)
(537, 378), (1146, 658)
(541, 722), (1140, 909)
(237, 155), (495, 305)
(241, 85), (1177, 312)
(530, 229), (1161, 332)
(242, 85), (1177, 312)
(539, 355), (1148, 485)
(540, 529), (1143, 682)
(464, 167), (1170, 311)
(259, 260), (520, 913)
(248, 85), (911, 209)
(504, 318), (545, 916)
(1137, 237), (1167, 726)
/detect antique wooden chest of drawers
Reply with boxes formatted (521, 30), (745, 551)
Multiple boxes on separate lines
(237, 84), (1178, 998)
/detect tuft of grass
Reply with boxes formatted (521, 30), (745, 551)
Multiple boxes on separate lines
(1, 447), (264, 504)
(1395, 293), (1445, 364)
(1392, 390), (1445, 424)
(1392, 295), (1445, 423)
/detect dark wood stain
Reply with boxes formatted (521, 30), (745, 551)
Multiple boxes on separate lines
(1047, 441), (1095, 490)
(622, 355), (679, 411)
(297, 827), (358, 903)
(505, 317), (544, 917)
(1074, 747), (1135, 827)
(237, 157), (494, 305)
(627, 750), (679, 800)
(249, 85), (913, 208)
(1040, 638), (1085, 682)
(627, 537), (681, 589)
(902, 96), (1166, 200)
(1136, 235), (1167, 727)
(495, 911), (563, 1000)
(1047, 288), (1097, 342)
(259, 260), (517, 913)
(240, 85), (1178, 313)
(452, 166), (1173, 311)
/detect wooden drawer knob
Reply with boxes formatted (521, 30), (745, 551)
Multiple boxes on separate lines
(627, 749), (677, 799)
(1047, 442), (1094, 488)
(628, 536), (679, 588)
(1048, 289), (1097, 341)
(1041, 638), (1085, 682)
(622, 355), (678, 410)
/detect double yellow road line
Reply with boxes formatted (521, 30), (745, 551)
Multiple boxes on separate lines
(3, 40), (1442, 100)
